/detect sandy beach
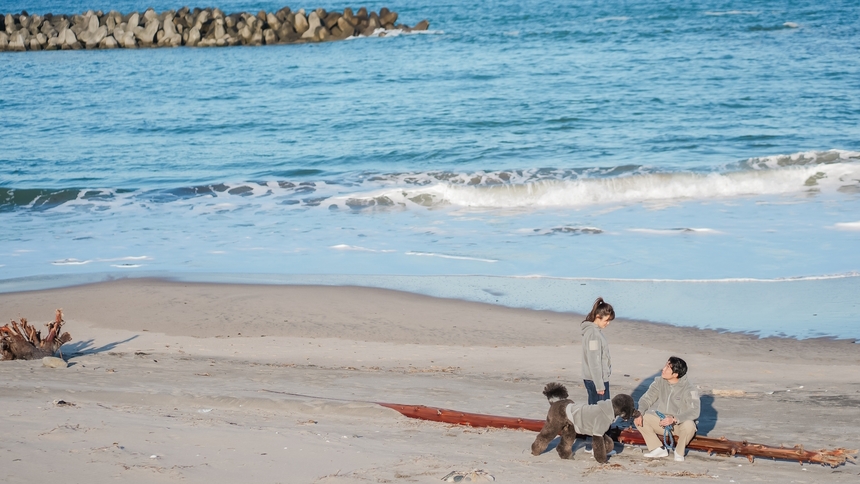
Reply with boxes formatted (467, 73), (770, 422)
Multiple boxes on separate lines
(1, 278), (858, 483)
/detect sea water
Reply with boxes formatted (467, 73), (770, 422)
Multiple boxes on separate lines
(1, 0), (859, 339)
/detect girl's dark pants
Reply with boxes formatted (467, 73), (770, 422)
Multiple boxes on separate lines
(583, 380), (610, 405)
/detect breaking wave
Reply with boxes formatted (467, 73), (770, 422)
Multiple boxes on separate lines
(1, 150), (858, 213)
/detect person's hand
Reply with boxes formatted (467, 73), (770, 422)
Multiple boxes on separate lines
(659, 415), (676, 427)
(633, 416), (643, 427)
(596, 390), (605, 396)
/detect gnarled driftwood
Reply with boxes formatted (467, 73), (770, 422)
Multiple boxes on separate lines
(0, 309), (71, 360)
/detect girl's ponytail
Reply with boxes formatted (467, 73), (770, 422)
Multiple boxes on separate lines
(585, 297), (615, 322)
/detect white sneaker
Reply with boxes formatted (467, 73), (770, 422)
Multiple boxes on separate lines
(583, 446), (593, 454)
(607, 450), (617, 457)
(674, 451), (685, 462)
(643, 447), (669, 458)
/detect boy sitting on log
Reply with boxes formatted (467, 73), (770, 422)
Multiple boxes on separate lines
(634, 356), (700, 461)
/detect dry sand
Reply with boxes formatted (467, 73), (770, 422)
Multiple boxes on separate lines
(1, 278), (858, 483)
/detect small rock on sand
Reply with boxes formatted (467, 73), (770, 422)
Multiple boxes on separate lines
(442, 469), (495, 482)
(43, 356), (68, 368)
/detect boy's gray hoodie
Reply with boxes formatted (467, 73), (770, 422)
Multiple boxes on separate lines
(637, 374), (701, 423)
(581, 320), (610, 384)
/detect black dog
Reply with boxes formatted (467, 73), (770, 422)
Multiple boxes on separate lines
(531, 383), (636, 463)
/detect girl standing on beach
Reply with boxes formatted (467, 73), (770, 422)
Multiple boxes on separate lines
(581, 297), (615, 404)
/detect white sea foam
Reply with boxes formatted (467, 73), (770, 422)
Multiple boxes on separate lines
(704, 11), (759, 16)
(397, 163), (858, 209)
(330, 244), (396, 253)
(507, 271), (860, 283)
(406, 252), (498, 263)
(408, 29), (444, 35)
(530, 226), (603, 235)
(832, 221), (860, 231)
(52, 257), (149, 266)
(319, 153), (860, 210)
(52, 258), (92, 265)
(361, 27), (394, 37)
(361, 28), (444, 38)
(628, 228), (720, 235)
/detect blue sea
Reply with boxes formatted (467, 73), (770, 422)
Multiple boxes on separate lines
(2, 0), (859, 339)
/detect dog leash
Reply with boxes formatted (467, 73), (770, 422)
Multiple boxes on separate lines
(655, 410), (675, 452)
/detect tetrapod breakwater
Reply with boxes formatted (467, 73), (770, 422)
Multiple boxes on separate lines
(0, 6), (430, 51)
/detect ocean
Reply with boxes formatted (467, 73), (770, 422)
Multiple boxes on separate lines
(2, 0), (859, 339)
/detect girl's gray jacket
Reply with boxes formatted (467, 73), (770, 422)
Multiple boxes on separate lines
(637, 374), (701, 423)
(580, 320), (611, 384)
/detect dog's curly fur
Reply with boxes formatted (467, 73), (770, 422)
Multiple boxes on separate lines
(531, 383), (579, 459)
(542, 382), (569, 402)
(612, 393), (636, 422)
(531, 383), (637, 463)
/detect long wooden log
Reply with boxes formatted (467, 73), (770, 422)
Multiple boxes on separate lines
(615, 428), (857, 467)
(378, 403), (546, 431)
(377, 402), (857, 468)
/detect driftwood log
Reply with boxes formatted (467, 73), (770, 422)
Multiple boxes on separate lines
(0, 309), (71, 360)
(377, 402), (858, 468)
(614, 427), (857, 468)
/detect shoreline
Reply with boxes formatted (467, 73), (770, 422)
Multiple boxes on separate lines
(1, 278), (858, 482)
(2, 274), (858, 344)
(2, 277), (859, 376)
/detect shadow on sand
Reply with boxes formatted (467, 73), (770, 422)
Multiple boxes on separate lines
(61, 335), (139, 358)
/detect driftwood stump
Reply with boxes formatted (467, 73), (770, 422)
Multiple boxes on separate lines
(0, 309), (71, 360)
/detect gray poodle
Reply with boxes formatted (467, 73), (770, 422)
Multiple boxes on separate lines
(531, 382), (636, 463)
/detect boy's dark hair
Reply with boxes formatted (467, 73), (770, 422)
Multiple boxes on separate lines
(585, 297), (615, 322)
(668, 356), (688, 379)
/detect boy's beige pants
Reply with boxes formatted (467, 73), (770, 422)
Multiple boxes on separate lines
(638, 412), (697, 456)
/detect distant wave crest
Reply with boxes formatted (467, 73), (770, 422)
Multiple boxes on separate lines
(338, 150), (860, 209)
(704, 11), (760, 16)
(512, 271), (860, 283)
